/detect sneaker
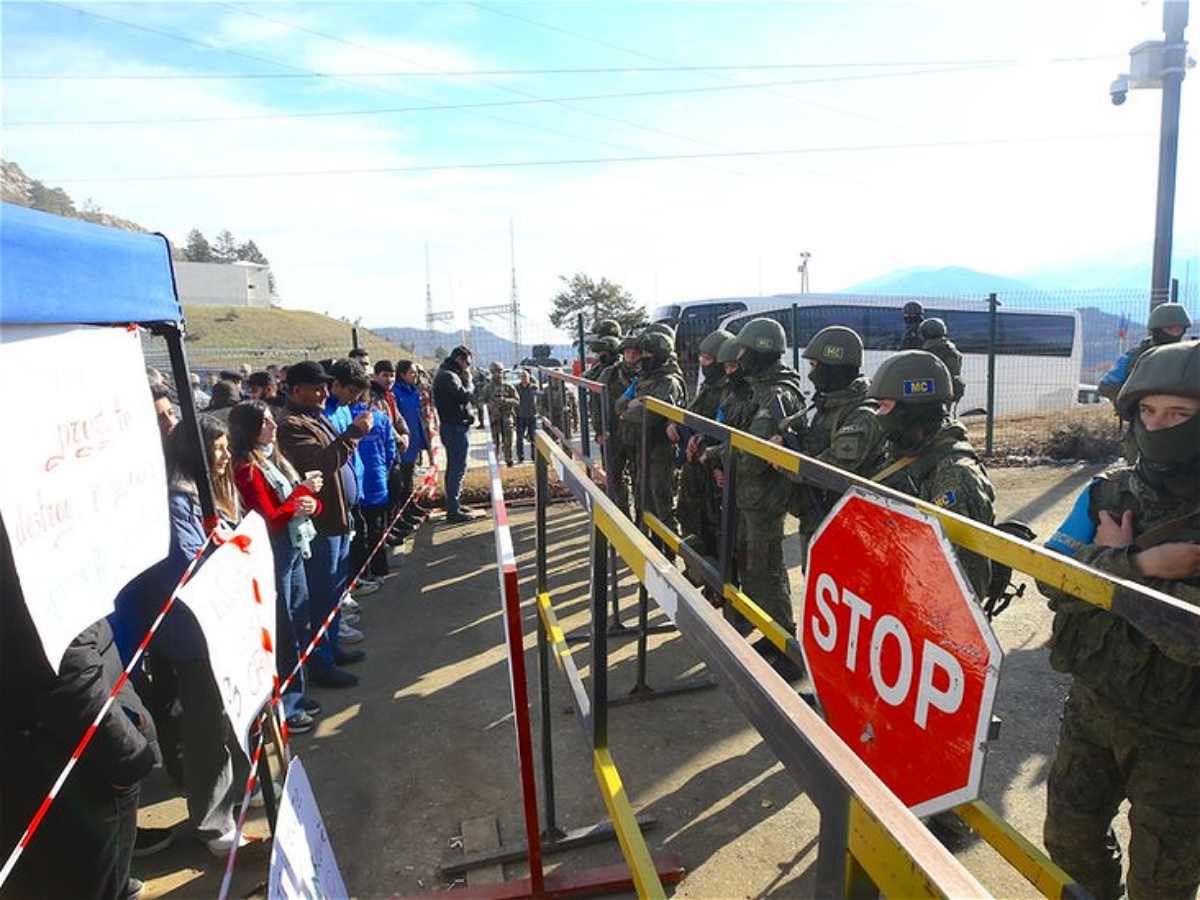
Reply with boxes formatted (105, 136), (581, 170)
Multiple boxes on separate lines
(132, 826), (174, 858)
(307, 664), (359, 689)
(302, 697), (323, 716)
(351, 581), (380, 599)
(338, 622), (365, 644)
(386, 533), (407, 547)
(125, 877), (145, 900)
(445, 509), (479, 524)
(286, 711), (315, 734)
(335, 647), (366, 666)
(340, 610), (361, 626)
(205, 829), (256, 858)
(339, 597), (362, 615)
(390, 521), (415, 538)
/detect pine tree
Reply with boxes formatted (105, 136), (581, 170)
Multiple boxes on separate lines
(184, 229), (214, 262)
(212, 229), (239, 263)
(548, 272), (645, 333)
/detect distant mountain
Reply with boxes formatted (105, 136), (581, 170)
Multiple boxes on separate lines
(846, 257), (1200, 298)
(374, 325), (574, 366)
(846, 266), (1038, 297)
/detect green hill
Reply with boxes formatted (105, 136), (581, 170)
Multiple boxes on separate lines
(169, 305), (427, 370)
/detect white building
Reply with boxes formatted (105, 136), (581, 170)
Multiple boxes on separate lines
(174, 260), (272, 307)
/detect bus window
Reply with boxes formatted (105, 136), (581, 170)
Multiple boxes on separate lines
(676, 300), (748, 381)
(651, 303), (681, 323)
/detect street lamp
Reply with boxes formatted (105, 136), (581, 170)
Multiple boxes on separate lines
(798, 251), (812, 293)
(1111, 0), (1193, 308)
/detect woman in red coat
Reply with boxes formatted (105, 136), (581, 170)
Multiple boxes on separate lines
(229, 400), (324, 734)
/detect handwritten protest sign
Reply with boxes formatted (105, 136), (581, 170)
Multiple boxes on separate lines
(0, 324), (169, 672)
(268, 758), (348, 900)
(177, 512), (276, 758)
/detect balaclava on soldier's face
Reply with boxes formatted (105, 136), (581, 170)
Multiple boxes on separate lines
(808, 362), (857, 394)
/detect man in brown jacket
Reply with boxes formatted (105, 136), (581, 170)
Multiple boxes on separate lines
(278, 361), (373, 688)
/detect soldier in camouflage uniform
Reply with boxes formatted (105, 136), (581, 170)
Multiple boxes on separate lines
(1041, 339), (1200, 900)
(616, 330), (686, 533)
(585, 333), (620, 444)
(727, 319), (805, 646)
(868, 350), (995, 599)
(919, 318), (966, 405)
(596, 336), (640, 516)
(671, 329), (731, 542)
(481, 362), (519, 466)
(1099, 303), (1193, 461)
(780, 326), (886, 538)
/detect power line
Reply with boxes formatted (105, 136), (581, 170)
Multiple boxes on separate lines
(3, 56), (1114, 79)
(43, 130), (1153, 184)
(6, 63), (1012, 128)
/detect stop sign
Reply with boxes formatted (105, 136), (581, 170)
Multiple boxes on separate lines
(800, 488), (1002, 817)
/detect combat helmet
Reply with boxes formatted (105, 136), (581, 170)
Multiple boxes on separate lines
(590, 335), (620, 355)
(902, 301), (924, 323)
(1148, 302), (1192, 332)
(698, 329), (733, 359)
(1116, 339), (1200, 420)
(635, 330), (673, 368)
(716, 337), (742, 365)
(645, 321), (677, 343)
(868, 350), (954, 404)
(803, 325), (863, 368)
(617, 334), (638, 354)
(919, 317), (947, 340)
(489, 361), (504, 374)
(592, 318), (621, 338)
(732, 318), (788, 355)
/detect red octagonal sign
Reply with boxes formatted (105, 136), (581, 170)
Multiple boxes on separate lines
(801, 488), (1002, 817)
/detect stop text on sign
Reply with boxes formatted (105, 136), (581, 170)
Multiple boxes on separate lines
(808, 571), (964, 730)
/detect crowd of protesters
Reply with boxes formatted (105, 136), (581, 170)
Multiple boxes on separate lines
(0, 349), (456, 900)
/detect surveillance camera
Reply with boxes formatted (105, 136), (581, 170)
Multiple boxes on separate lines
(1110, 75), (1129, 106)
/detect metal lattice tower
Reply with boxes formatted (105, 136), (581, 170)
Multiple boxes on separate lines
(467, 222), (523, 365)
(424, 243), (454, 333)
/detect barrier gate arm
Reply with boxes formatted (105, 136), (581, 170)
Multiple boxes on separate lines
(536, 431), (988, 899)
(643, 397), (1200, 654)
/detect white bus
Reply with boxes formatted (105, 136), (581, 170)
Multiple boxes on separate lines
(650, 294), (1083, 416)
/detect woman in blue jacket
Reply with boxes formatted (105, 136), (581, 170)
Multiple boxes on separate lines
(393, 360), (431, 510)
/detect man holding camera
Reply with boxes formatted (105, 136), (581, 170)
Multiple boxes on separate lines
(433, 346), (479, 523)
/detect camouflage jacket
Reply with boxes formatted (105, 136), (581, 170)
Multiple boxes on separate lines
(1041, 466), (1200, 738)
(595, 362), (637, 441)
(689, 370), (727, 421)
(874, 419), (995, 598)
(804, 377), (885, 474)
(480, 379), (518, 419)
(616, 357), (686, 448)
(735, 362), (805, 512)
(922, 337), (966, 402)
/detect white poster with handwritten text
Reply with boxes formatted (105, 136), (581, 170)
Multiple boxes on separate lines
(176, 512), (276, 758)
(0, 324), (169, 672)
(268, 758), (348, 900)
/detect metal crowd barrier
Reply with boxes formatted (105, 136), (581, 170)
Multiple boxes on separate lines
(534, 430), (992, 898)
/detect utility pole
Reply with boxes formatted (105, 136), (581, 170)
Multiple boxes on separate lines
(1151, 0), (1189, 307)
(509, 220), (522, 365)
(798, 251), (812, 293)
(1112, 1), (1192, 311)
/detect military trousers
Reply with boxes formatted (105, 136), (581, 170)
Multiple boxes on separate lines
(490, 414), (515, 463)
(605, 438), (636, 518)
(1044, 683), (1200, 900)
(736, 506), (795, 634)
(635, 445), (678, 534)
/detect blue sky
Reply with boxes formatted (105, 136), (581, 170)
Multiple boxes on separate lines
(2, 1), (1196, 334)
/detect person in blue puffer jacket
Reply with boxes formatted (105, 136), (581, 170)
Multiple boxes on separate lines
(326, 359), (394, 582)
(393, 360), (432, 509)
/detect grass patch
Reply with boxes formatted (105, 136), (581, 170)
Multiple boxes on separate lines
(965, 404), (1123, 461)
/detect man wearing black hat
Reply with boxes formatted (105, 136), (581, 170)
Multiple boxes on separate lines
(433, 346), (478, 523)
(278, 361), (373, 688)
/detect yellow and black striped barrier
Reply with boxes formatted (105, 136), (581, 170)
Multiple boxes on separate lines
(535, 430), (994, 898)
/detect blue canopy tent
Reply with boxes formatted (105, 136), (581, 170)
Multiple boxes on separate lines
(0, 201), (214, 519)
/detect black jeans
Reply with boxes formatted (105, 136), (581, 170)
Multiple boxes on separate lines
(515, 417), (536, 461)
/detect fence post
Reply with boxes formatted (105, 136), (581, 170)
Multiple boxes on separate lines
(791, 302), (800, 371)
(986, 292), (998, 457)
(535, 445), (561, 838)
